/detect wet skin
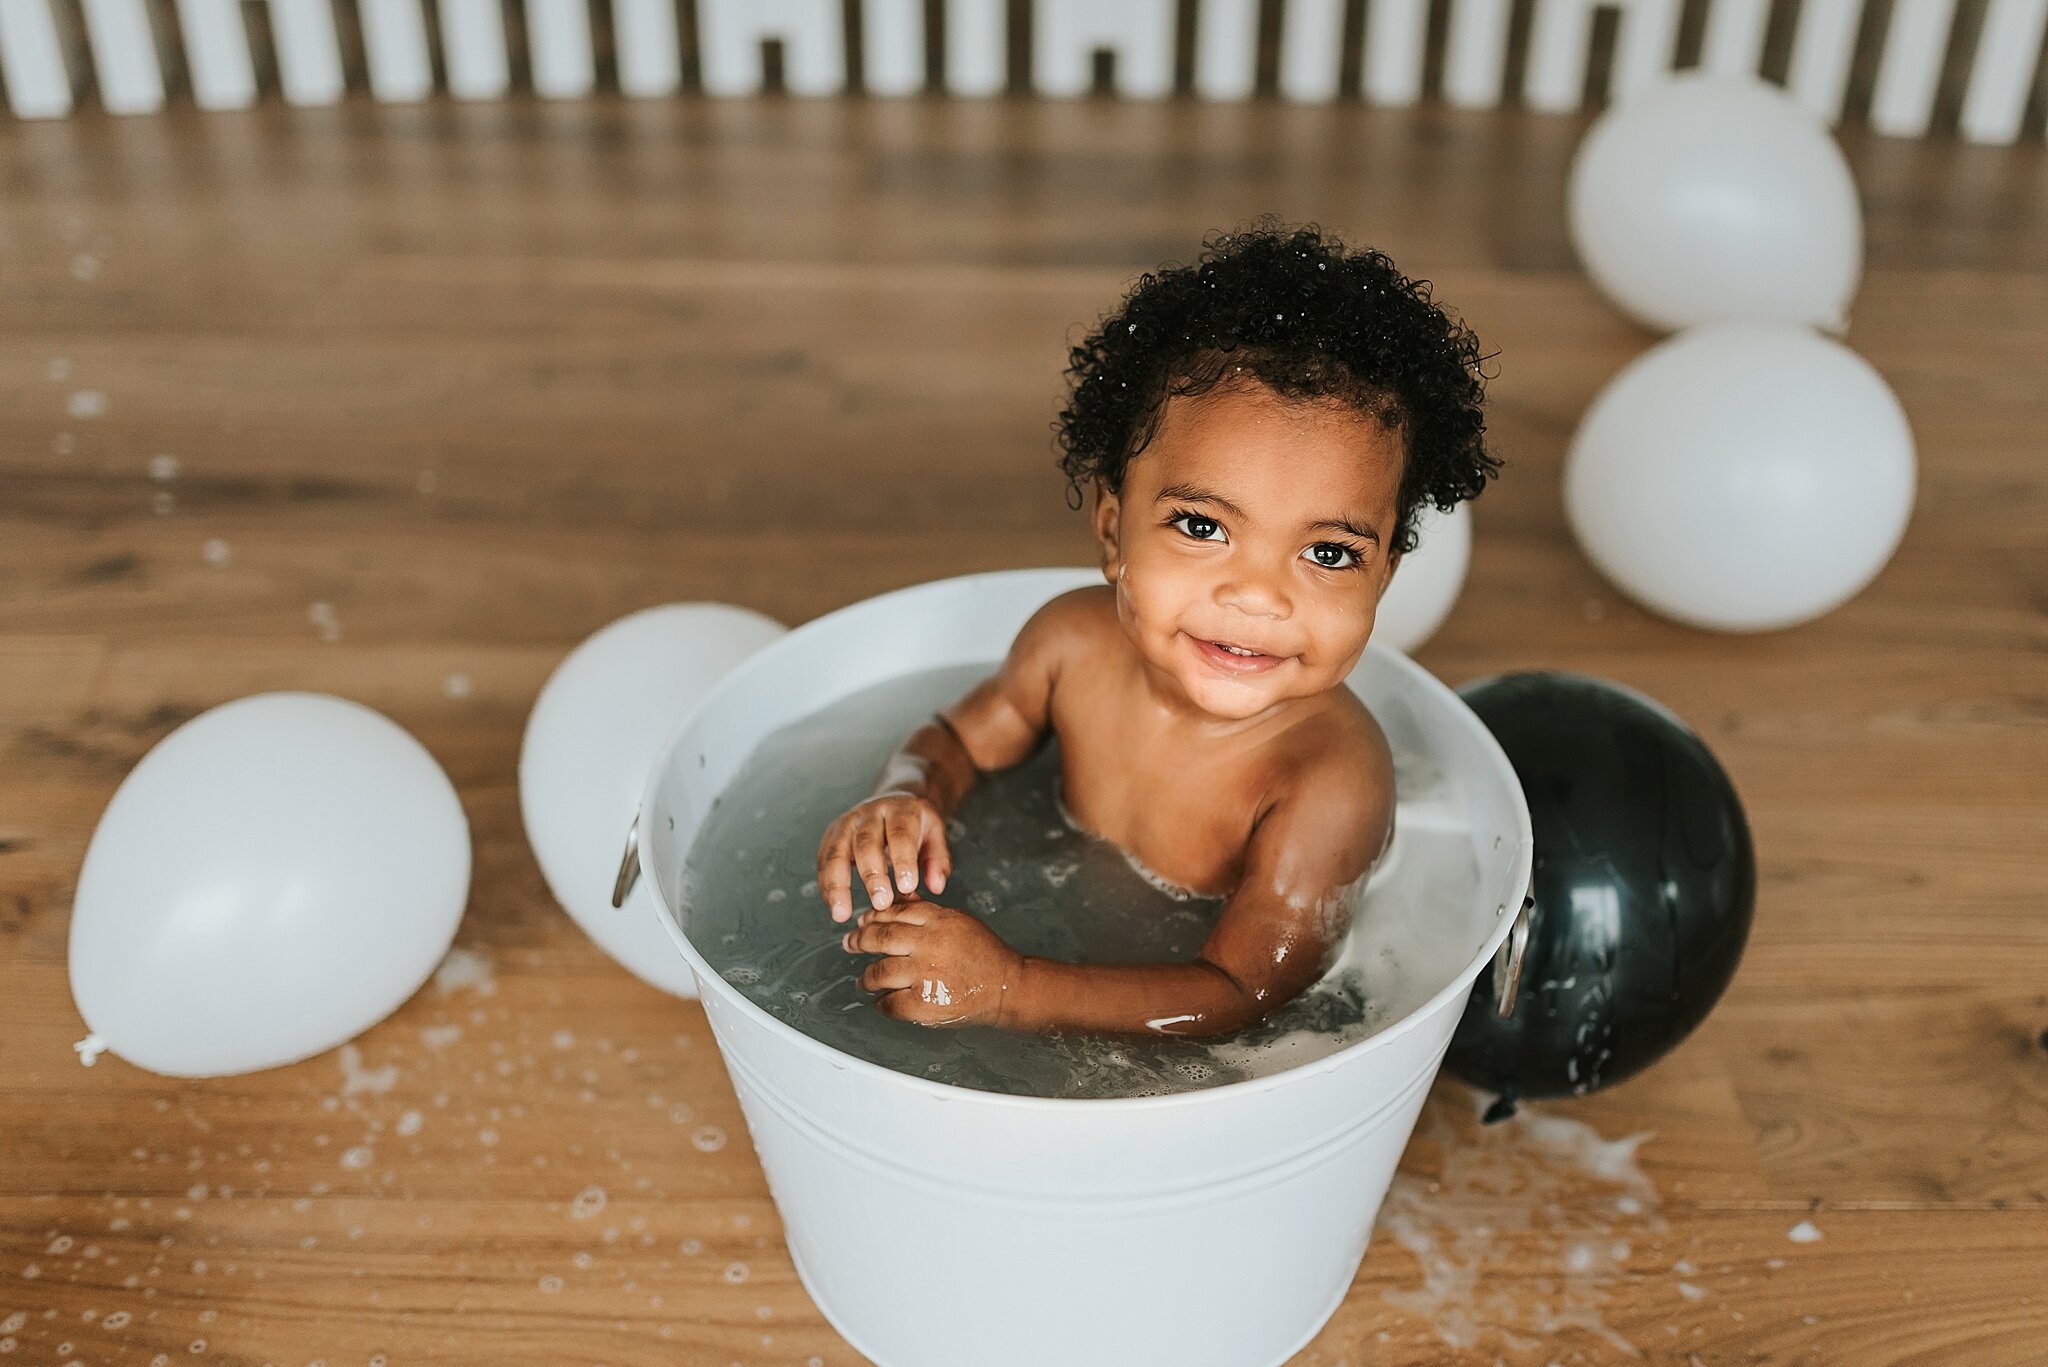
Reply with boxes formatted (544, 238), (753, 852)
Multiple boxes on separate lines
(816, 380), (1405, 1037)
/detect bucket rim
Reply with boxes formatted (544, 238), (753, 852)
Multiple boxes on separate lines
(638, 566), (1535, 1112)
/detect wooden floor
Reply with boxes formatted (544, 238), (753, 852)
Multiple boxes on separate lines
(2, 93), (2045, 1366)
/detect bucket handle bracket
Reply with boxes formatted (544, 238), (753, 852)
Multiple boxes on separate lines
(611, 811), (641, 909)
(1491, 890), (1535, 1018)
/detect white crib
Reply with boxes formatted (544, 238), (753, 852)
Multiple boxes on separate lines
(0, 0), (2041, 145)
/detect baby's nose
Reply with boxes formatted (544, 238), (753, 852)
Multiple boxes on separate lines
(1215, 571), (1292, 619)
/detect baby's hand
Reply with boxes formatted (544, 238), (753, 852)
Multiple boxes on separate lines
(816, 793), (953, 923)
(842, 901), (1020, 1028)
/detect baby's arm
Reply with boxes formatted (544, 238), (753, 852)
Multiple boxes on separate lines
(1001, 755), (1391, 1035)
(814, 592), (1077, 922)
(845, 749), (1394, 1035)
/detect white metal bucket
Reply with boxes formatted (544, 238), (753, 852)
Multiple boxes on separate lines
(636, 568), (1534, 1367)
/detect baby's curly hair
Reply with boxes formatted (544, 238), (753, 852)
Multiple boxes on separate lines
(1055, 223), (1501, 556)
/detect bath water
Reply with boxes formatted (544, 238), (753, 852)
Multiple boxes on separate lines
(680, 661), (1489, 1099)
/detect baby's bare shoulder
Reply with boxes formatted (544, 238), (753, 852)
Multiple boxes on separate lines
(1271, 690), (1395, 811)
(1033, 584), (1117, 632)
(1012, 585), (1118, 665)
(1244, 691), (1395, 885)
(982, 586), (1119, 720)
(948, 587), (1114, 768)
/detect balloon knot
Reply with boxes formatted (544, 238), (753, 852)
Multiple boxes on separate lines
(1481, 1092), (1518, 1125)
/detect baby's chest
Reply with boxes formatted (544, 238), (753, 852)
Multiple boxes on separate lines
(1050, 713), (1267, 896)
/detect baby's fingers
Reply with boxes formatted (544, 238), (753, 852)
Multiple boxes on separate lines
(922, 820), (952, 895)
(843, 920), (920, 957)
(816, 830), (857, 923)
(859, 955), (919, 994)
(851, 819), (895, 910)
(883, 806), (925, 898)
(855, 902), (932, 928)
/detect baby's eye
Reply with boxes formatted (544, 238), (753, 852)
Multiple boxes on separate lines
(1172, 514), (1225, 543)
(1304, 542), (1361, 570)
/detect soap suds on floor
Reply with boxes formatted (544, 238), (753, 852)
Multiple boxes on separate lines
(1375, 1083), (1665, 1358)
(434, 947), (496, 997)
(420, 1024), (463, 1049)
(338, 1044), (398, 1097)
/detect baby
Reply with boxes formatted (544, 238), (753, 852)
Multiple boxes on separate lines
(817, 224), (1499, 1037)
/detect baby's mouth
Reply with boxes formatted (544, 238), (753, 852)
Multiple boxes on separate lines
(1189, 634), (1287, 674)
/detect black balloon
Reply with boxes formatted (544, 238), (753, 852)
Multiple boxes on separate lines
(1445, 672), (1755, 1118)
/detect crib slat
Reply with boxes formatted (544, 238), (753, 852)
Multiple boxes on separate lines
(1116, 0), (1176, 98)
(944, 0), (1006, 96)
(1524, 0), (1681, 110)
(438, 0), (509, 99)
(1524, 0), (1593, 112)
(1279, 0), (1344, 102)
(0, 0), (73, 118)
(1193, 0), (1257, 99)
(527, 0), (596, 98)
(1701, 0), (1771, 77)
(1960, 0), (2048, 144)
(1608, 0), (1680, 103)
(862, 0), (925, 95)
(1363, 0), (1428, 105)
(1442, 0), (1511, 109)
(1033, 0), (1174, 99)
(359, 0), (433, 102)
(1787, 0), (1862, 122)
(172, 0), (255, 108)
(942, 0), (1007, 93)
(696, 0), (759, 95)
(613, 0), (682, 97)
(81, 0), (165, 114)
(0, 0), (2007, 147)
(1029, 0), (1089, 99)
(782, 0), (848, 93)
(1870, 0), (1958, 137)
(268, 0), (345, 105)
(700, 0), (847, 97)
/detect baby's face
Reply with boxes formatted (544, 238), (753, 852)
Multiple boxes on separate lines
(1093, 381), (1406, 723)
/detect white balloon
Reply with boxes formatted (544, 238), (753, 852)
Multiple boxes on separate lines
(1374, 501), (1472, 653)
(69, 693), (471, 1078)
(1565, 320), (1915, 632)
(520, 603), (786, 997)
(1568, 73), (1862, 333)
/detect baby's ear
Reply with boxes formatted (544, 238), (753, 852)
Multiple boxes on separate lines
(1091, 482), (1123, 580)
